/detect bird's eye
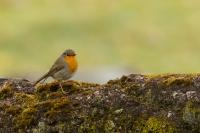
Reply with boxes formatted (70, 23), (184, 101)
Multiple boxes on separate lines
(63, 52), (67, 56)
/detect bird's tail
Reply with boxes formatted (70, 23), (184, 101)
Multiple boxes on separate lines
(34, 72), (49, 86)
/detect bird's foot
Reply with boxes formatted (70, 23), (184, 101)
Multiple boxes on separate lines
(59, 82), (67, 94)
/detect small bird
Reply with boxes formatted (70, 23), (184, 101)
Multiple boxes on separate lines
(34, 49), (78, 86)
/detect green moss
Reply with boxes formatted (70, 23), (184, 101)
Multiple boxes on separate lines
(81, 89), (94, 95)
(36, 83), (59, 93)
(34, 100), (53, 118)
(46, 92), (64, 99)
(15, 107), (38, 128)
(145, 74), (169, 80)
(104, 120), (115, 133)
(52, 97), (70, 110)
(36, 81), (80, 95)
(35, 97), (70, 111)
(14, 93), (37, 104)
(60, 81), (99, 95)
(44, 110), (61, 119)
(77, 81), (100, 88)
(0, 83), (13, 99)
(5, 106), (22, 115)
(163, 76), (192, 87)
(142, 117), (176, 133)
(35, 97), (71, 124)
(7, 93), (39, 129)
(44, 97), (71, 124)
(62, 83), (80, 94)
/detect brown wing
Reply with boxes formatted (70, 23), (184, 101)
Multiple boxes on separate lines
(34, 57), (64, 85)
(47, 64), (64, 77)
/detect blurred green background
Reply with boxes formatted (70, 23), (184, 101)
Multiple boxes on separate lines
(0, 0), (200, 82)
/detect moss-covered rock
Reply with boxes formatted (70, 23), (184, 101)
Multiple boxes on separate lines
(0, 74), (200, 132)
(0, 82), (13, 99)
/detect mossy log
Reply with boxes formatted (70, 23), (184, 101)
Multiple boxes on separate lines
(0, 74), (200, 133)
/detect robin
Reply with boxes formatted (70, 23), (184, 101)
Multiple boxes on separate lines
(34, 49), (78, 86)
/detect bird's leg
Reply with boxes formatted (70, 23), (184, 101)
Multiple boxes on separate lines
(58, 80), (66, 94)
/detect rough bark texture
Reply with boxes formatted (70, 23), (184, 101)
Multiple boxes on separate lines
(0, 74), (200, 133)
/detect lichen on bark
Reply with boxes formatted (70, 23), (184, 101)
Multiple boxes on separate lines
(0, 74), (200, 132)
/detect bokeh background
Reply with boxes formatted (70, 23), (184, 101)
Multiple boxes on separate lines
(0, 0), (200, 83)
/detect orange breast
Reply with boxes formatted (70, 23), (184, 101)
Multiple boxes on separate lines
(64, 56), (78, 73)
